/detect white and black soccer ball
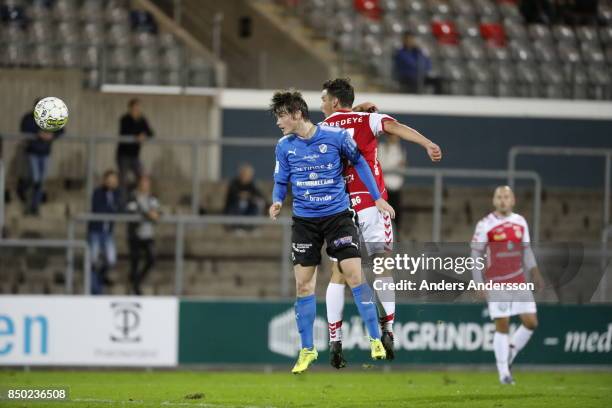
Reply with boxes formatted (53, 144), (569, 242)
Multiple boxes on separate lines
(34, 97), (69, 132)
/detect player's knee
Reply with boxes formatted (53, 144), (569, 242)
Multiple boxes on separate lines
(295, 279), (314, 297)
(495, 319), (510, 333)
(524, 316), (538, 330)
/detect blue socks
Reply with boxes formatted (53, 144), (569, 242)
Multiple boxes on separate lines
(295, 294), (316, 349)
(352, 283), (381, 340)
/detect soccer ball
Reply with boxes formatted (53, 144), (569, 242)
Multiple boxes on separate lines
(34, 97), (69, 132)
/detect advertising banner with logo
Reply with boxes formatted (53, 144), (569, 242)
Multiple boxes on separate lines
(179, 301), (612, 365)
(0, 296), (178, 366)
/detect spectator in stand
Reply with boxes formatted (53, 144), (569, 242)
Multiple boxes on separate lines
(116, 98), (154, 204)
(378, 134), (407, 230)
(19, 99), (64, 215)
(88, 170), (121, 295)
(126, 175), (160, 295)
(393, 33), (441, 94)
(224, 163), (265, 232)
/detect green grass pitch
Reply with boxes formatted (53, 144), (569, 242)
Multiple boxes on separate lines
(1, 369), (611, 408)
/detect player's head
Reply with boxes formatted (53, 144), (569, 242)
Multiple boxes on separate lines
(321, 78), (355, 117)
(402, 32), (417, 48)
(493, 185), (515, 215)
(270, 90), (310, 135)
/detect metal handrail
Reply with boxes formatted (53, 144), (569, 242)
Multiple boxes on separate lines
(0, 238), (90, 294)
(389, 167), (542, 243)
(0, 132), (277, 214)
(508, 145), (612, 237)
(66, 213), (292, 296)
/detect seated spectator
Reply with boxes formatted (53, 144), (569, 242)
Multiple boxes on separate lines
(88, 170), (121, 295)
(19, 99), (64, 215)
(224, 164), (265, 232)
(393, 33), (441, 94)
(126, 175), (160, 296)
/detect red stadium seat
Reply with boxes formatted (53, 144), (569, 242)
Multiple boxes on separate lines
(480, 22), (506, 46)
(353, 0), (382, 20)
(431, 21), (459, 44)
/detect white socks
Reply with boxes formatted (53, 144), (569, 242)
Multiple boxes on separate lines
(376, 276), (395, 332)
(510, 325), (534, 364)
(326, 283), (345, 342)
(493, 332), (511, 380)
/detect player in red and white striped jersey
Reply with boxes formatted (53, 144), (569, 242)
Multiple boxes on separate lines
(471, 186), (544, 384)
(320, 78), (442, 368)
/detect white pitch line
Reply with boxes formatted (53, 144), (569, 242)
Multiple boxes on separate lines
(72, 398), (277, 408)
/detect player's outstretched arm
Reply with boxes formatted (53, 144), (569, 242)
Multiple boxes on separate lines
(384, 120), (442, 162)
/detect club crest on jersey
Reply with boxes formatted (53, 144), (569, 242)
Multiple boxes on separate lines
(309, 172), (318, 180)
(319, 144), (328, 153)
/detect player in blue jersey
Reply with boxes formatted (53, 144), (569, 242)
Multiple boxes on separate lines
(268, 90), (395, 374)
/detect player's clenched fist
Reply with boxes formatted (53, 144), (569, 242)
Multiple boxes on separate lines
(427, 142), (442, 162)
(375, 198), (395, 219)
(269, 202), (282, 220)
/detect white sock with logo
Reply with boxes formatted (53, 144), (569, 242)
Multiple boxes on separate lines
(326, 283), (345, 342)
(494, 332), (511, 380)
(510, 325), (534, 364)
(375, 276), (395, 332)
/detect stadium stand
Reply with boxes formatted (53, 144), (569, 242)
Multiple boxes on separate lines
(280, 0), (612, 99)
(0, 0), (216, 87)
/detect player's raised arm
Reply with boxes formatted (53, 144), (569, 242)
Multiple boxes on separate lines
(270, 143), (290, 220)
(382, 119), (442, 162)
(339, 130), (395, 219)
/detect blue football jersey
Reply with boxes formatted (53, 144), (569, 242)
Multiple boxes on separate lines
(273, 125), (365, 218)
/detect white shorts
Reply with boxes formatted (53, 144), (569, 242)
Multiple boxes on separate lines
(487, 290), (537, 319)
(357, 206), (394, 257)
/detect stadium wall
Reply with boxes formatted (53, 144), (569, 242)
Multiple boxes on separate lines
(219, 90), (612, 188)
(1, 296), (611, 367)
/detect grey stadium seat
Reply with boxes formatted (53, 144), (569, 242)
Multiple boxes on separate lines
(3, 22), (25, 42)
(57, 45), (80, 68)
(581, 43), (606, 65)
(29, 0), (49, 20)
(404, 0), (427, 16)
(82, 45), (99, 69)
(108, 23), (131, 46)
(56, 21), (79, 44)
(492, 63), (518, 97)
(466, 61), (493, 96)
(587, 66), (611, 100)
(82, 22), (104, 45)
(380, 0), (400, 13)
(539, 64), (565, 99)
(383, 15), (405, 35)
(509, 40), (535, 62)
(576, 26), (598, 44)
(438, 43), (463, 60)
(160, 33), (178, 49)
(133, 31), (158, 48)
(53, 0), (78, 21)
(487, 44), (511, 62)
(109, 46), (132, 69)
(0, 42), (26, 66)
(80, 0), (104, 21)
(533, 41), (558, 63)
(558, 42), (582, 64)
(28, 20), (52, 42)
(499, 2), (522, 23)
(450, 0), (476, 17)
(565, 65), (588, 99)
(504, 20), (528, 41)
(161, 70), (182, 86)
(417, 36), (439, 58)
(528, 24), (553, 43)
(461, 38), (486, 60)
(442, 60), (470, 95)
(515, 63), (540, 98)
(106, 5), (129, 24)
(428, 0), (452, 17)
(473, 0), (499, 19)
(455, 16), (480, 38)
(31, 44), (53, 67)
(552, 25), (576, 44)
(83, 69), (99, 88)
(599, 27), (612, 45)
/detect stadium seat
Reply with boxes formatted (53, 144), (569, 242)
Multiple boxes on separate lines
(528, 24), (553, 43)
(0, 42), (26, 66)
(552, 25), (576, 45)
(442, 60), (469, 94)
(109, 46), (132, 69)
(539, 63), (565, 98)
(509, 40), (535, 62)
(581, 42), (606, 65)
(575, 26), (598, 44)
(486, 43), (510, 61)
(515, 62), (540, 97)
(558, 42), (582, 64)
(28, 0), (51, 20)
(598, 3), (612, 26)
(408, 15), (433, 37)
(82, 45), (99, 69)
(162, 69), (182, 86)
(428, 0), (452, 18)
(498, 1), (522, 23)
(80, 0), (103, 21)
(455, 16), (480, 38)
(473, 0), (499, 19)
(82, 22), (104, 45)
(53, 0), (78, 21)
(480, 22), (506, 46)
(600, 26), (612, 45)
(106, 5), (129, 24)
(57, 45), (80, 68)
(133, 31), (158, 48)
(380, 0), (400, 13)
(31, 44), (53, 67)
(404, 0), (427, 16)
(533, 41), (558, 63)
(466, 61), (493, 95)
(354, 0), (382, 20)
(438, 42), (463, 59)
(108, 23), (131, 46)
(161, 48), (182, 70)
(3, 21), (25, 42)
(503, 20), (528, 41)
(383, 14), (405, 35)
(461, 38), (486, 60)
(491, 62), (517, 96)
(587, 65), (611, 100)
(450, 0), (476, 17)
(107, 68), (128, 84)
(431, 20), (458, 44)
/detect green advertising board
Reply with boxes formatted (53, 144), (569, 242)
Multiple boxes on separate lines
(179, 301), (612, 365)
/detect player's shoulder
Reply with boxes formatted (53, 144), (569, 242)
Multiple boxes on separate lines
(509, 212), (528, 225)
(476, 212), (496, 228)
(318, 124), (347, 134)
(276, 134), (296, 149)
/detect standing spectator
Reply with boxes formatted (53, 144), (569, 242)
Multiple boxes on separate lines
(116, 98), (154, 203)
(19, 99), (64, 215)
(224, 163), (265, 232)
(393, 33), (441, 94)
(126, 175), (160, 295)
(378, 134), (407, 230)
(88, 170), (121, 295)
